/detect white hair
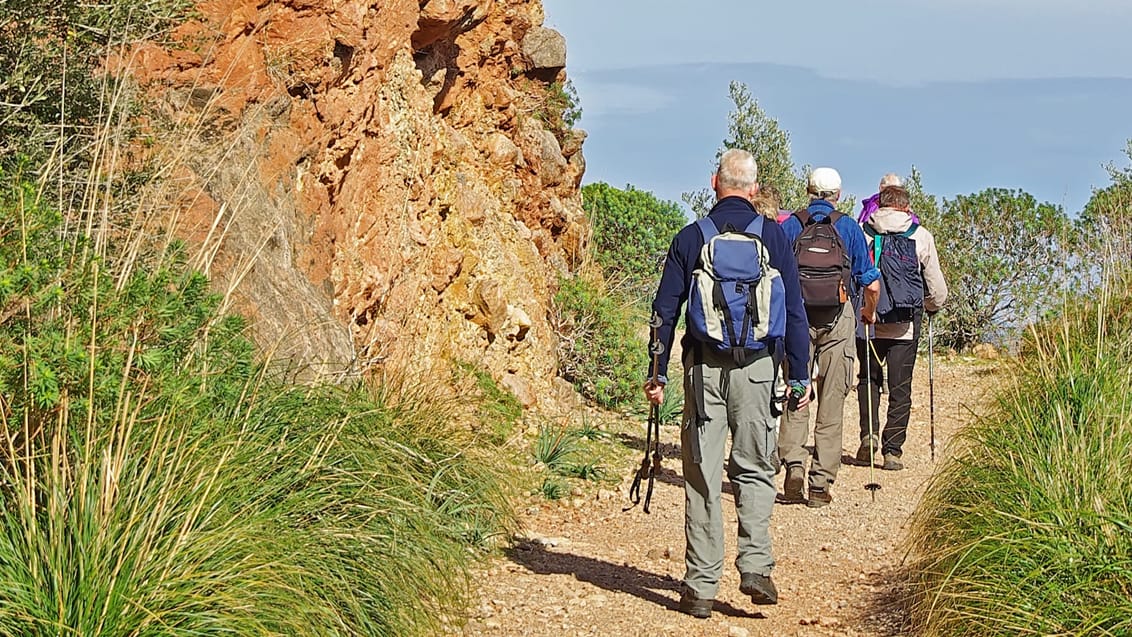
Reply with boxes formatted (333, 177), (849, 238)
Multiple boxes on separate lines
(879, 173), (903, 189)
(716, 149), (758, 191)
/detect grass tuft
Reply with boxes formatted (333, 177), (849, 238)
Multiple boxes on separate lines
(0, 173), (517, 636)
(904, 268), (1132, 636)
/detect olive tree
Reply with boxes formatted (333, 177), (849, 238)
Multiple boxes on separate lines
(683, 81), (807, 217)
(1077, 139), (1132, 273)
(930, 188), (1074, 350)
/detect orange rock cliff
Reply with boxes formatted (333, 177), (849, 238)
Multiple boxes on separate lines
(127, 0), (588, 409)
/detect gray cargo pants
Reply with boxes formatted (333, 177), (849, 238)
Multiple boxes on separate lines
(681, 348), (778, 600)
(778, 302), (856, 492)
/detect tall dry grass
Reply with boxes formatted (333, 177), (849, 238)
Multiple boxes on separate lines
(904, 256), (1132, 635)
(0, 3), (518, 634)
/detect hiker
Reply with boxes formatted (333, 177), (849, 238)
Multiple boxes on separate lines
(777, 167), (880, 508)
(854, 186), (948, 470)
(751, 183), (792, 223)
(644, 149), (811, 618)
(858, 173), (920, 224)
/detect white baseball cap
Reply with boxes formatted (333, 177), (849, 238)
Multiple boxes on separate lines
(808, 167), (842, 194)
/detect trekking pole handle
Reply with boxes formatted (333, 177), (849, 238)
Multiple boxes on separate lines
(648, 312), (665, 385)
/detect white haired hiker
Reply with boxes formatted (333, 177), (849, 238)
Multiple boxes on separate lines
(644, 149), (811, 618)
(854, 186), (948, 470)
(777, 167), (880, 508)
(858, 173), (920, 224)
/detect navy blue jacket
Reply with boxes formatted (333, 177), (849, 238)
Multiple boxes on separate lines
(649, 196), (811, 383)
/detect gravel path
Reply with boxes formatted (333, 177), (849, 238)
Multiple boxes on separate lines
(461, 358), (996, 637)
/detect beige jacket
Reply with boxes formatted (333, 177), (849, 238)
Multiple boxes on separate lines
(858, 207), (948, 341)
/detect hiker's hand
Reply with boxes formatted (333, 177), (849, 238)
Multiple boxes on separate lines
(860, 307), (877, 325)
(787, 380), (812, 410)
(644, 380), (665, 405)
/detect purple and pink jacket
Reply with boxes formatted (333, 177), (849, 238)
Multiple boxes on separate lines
(858, 192), (921, 224)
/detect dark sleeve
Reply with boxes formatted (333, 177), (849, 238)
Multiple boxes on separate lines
(648, 226), (696, 382)
(761, 221), (811, 381)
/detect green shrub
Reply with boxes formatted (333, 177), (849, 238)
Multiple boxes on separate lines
(570, 415), (609, 441)
(538, 80), (582, 132)
(553, 271), (647, 409)
(0, 0), (190, 167)
(582, 182), (686, 300)
(538, 476), (569, 501)
(927, 188), (1074, 351)
(533, 423), (579, 472)
(905, 271), (1132, 636)
(529, 420), (613, 500)
(1077, 140), (1132, 277)
(0, 175), (516, 636)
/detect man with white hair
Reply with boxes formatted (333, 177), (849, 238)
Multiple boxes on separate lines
(859, 172), (920, 224)
(645, 148), (811, 618)
(778, 167), (880, 508)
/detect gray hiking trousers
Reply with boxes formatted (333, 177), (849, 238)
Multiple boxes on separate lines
(681, 347), (778, 599)
(778, 302), (856, 492)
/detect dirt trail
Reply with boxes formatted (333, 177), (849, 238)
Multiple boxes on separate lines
(460, 358), (997, 637)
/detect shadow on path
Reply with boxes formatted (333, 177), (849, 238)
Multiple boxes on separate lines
(505, 540), (766, 619)
(847, 566), (914, 636)
(615, 433), (684, 488)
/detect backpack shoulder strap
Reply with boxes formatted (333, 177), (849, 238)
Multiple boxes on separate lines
(901, 223), (920, 238)
(695, 217), (718, 244)
(793, 209), (811, 226)
(743, 216), (765, 236)
(827, 210), (845, 225)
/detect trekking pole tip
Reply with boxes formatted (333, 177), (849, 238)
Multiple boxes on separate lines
(865, 482), (881, 502)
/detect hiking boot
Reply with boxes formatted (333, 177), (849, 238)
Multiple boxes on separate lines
(854, 435), (880, 466)
(882, 453), (904, 471)
(776, 464), (806, 504)
(739, 572), (779, 605)
(806, 487), (833, 508)
(677, 589), (713, 619)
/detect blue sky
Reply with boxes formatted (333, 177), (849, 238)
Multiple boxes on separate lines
(542, 0), (1132, 214)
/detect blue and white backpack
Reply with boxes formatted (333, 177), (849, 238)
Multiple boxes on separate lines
(686, 217), (786, 360)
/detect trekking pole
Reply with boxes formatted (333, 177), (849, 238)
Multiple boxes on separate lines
(863, 324), (881, 502)
(928, 313), (936, 463)
(627, 313), (665, 513)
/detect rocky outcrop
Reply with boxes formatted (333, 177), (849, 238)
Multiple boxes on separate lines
(128, 0), (586, 407)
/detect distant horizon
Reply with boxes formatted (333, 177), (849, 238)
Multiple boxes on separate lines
(565, 61), (1132, 217)
(565, 59), (1132, 86)
(543, 0), (1132, 217)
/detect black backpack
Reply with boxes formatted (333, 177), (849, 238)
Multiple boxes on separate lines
(865, 224), (925, 324)
(792, 210), (851, 315)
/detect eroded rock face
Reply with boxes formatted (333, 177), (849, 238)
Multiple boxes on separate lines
(130, 0), (586, 407)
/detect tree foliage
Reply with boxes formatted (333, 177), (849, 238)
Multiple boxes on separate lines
(722, 81), (808, 209)
(1077, 140), (1132, 269)
(0, 0), (190, 211)
(904, 165), (941, 225)
(582, 182), (686, 299)
(683, 81), (807, 216)
(929, 188), (1074, 350)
